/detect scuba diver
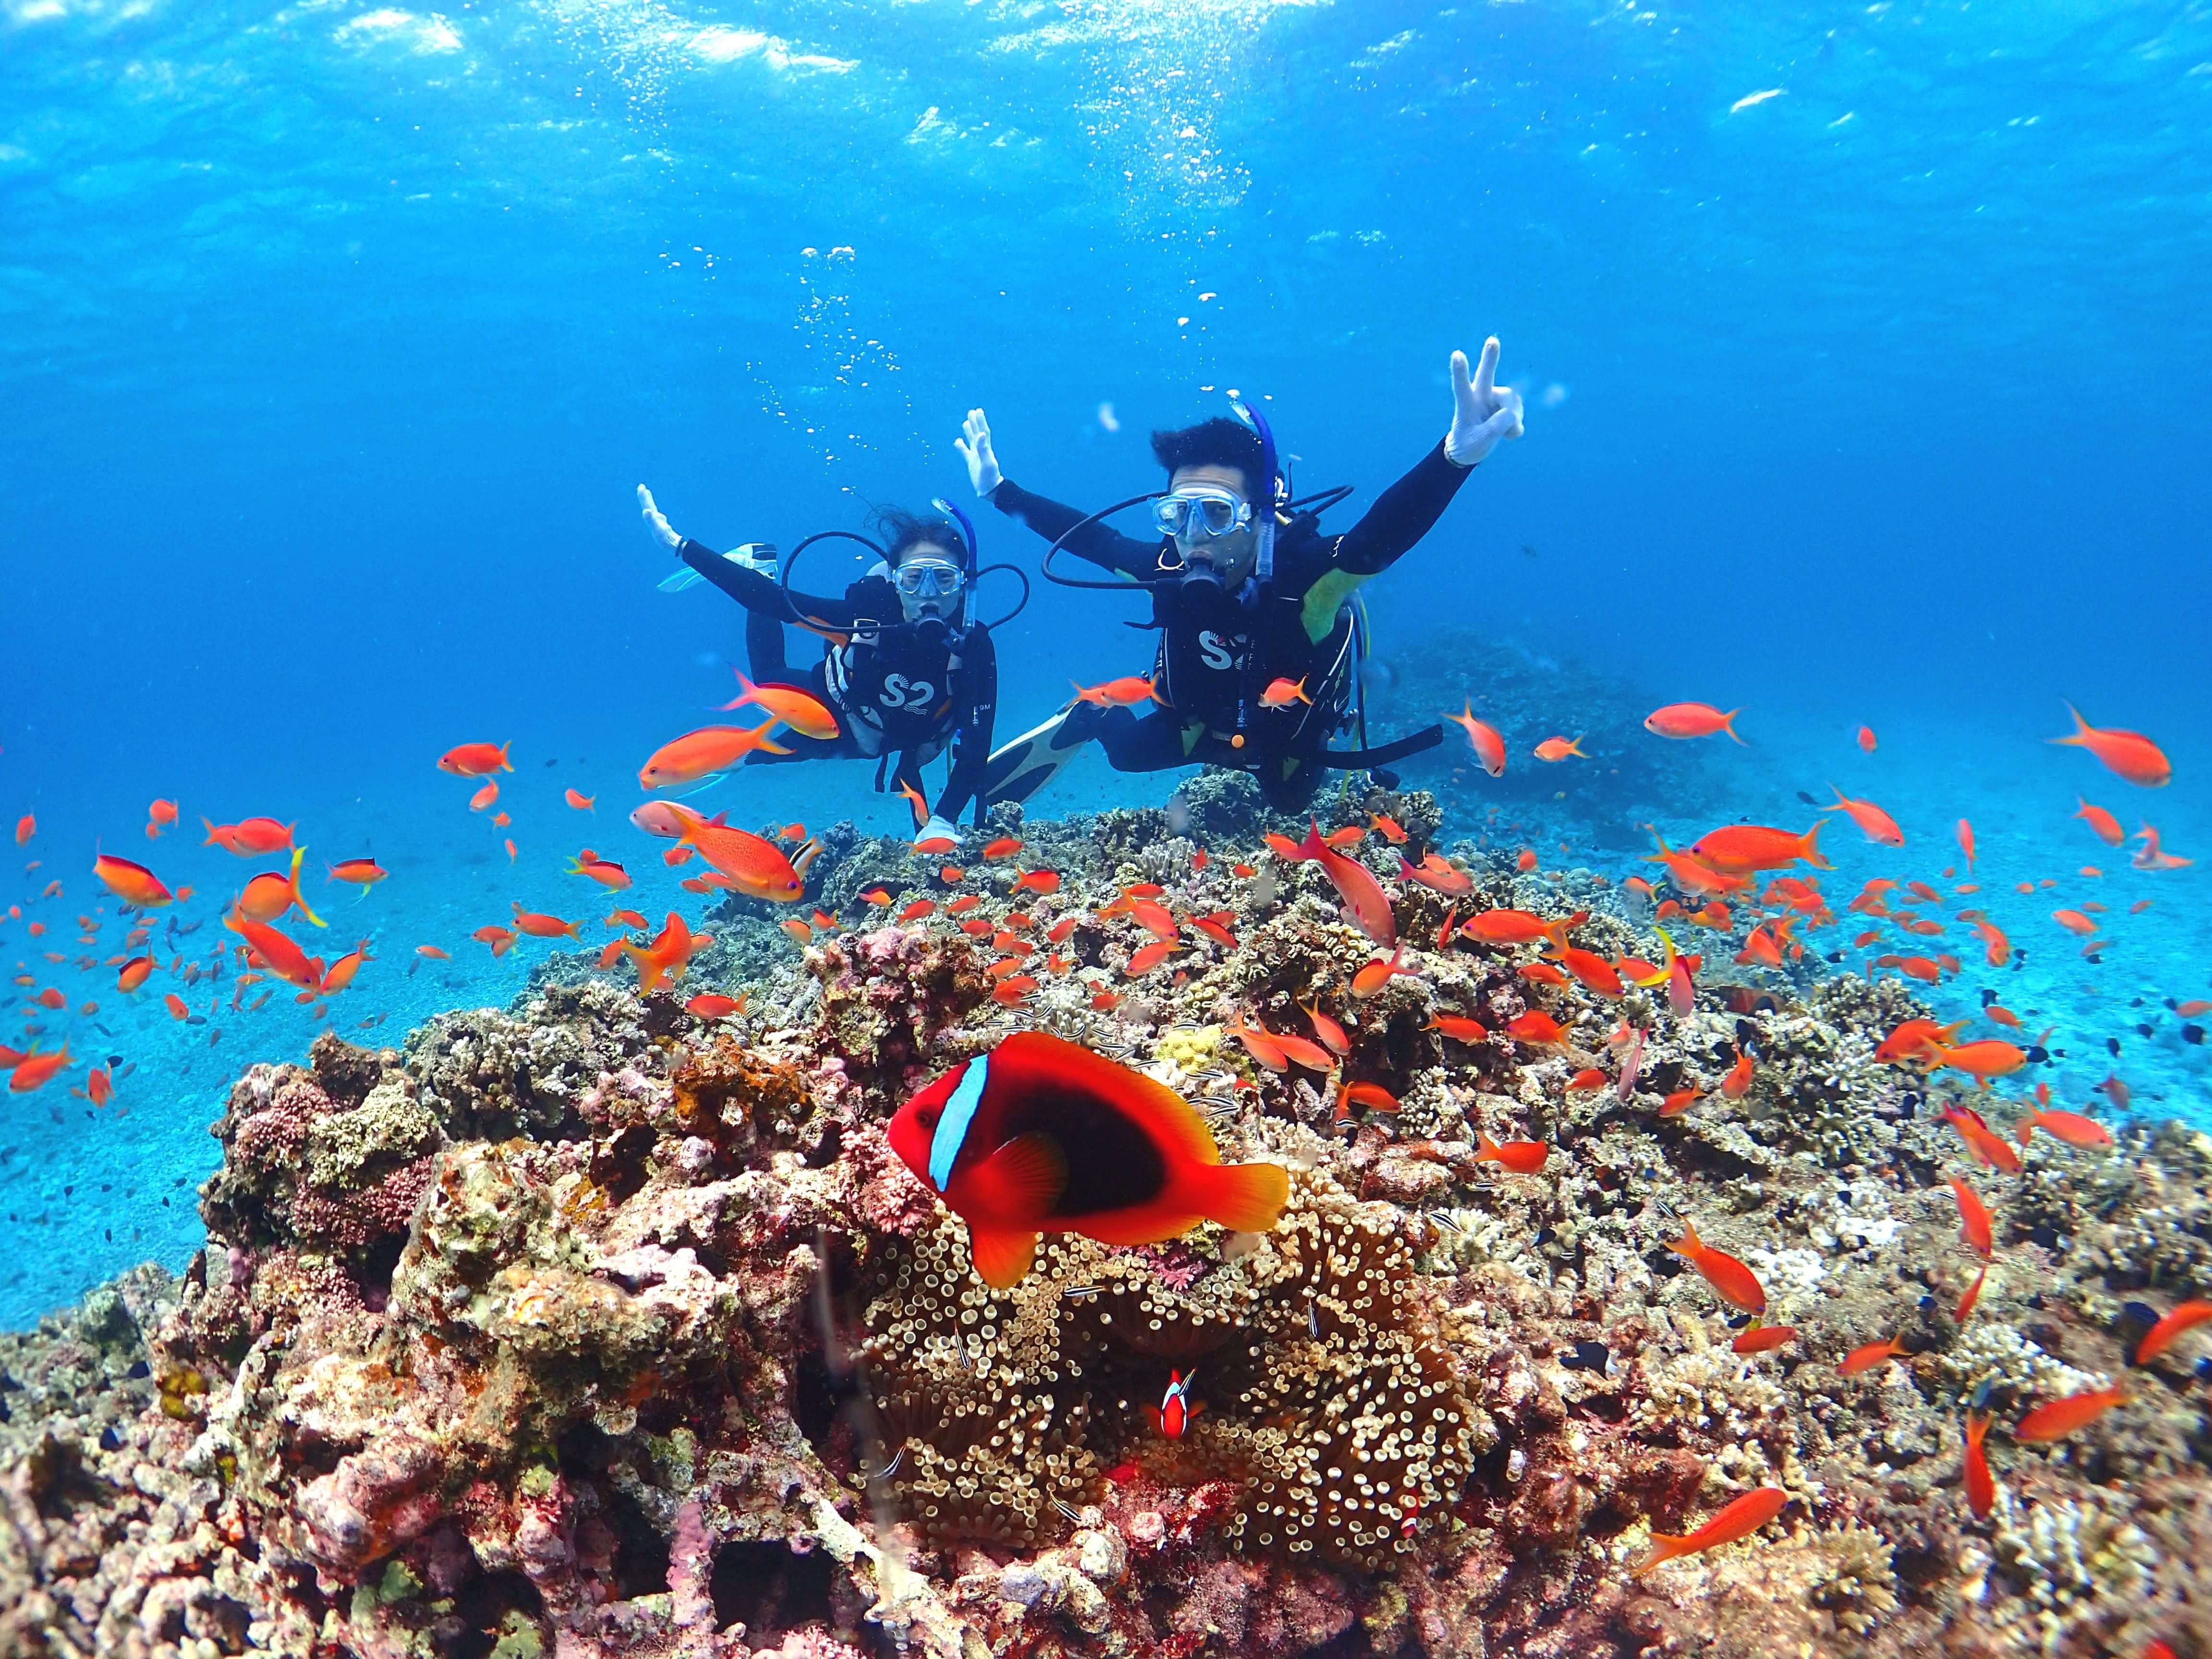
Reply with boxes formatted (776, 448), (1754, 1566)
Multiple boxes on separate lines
(636, 486), (1010, 845)
(966, 337), (1526, 812)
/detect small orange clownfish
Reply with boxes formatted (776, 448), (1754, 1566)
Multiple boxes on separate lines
(888, 1032), (1288, 1288)
(1153, 1369), (1201, 1439)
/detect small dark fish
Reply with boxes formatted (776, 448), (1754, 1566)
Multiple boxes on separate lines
(209, 1029), (222, 1046)
(1979, 988), (1998, 1007)
(1520, 543), (1538, 559)
(185, 1013), (206, 1026)
(544, 758), (558, 767)
(2026, 1046), (2049, 1064)
(1795, 791), (1819, 807)
(106, 1054), (123, 1068)
(1560, 1339), (1611, 1375)
(2185, 1024), (2206, 1046)
(2117, 1300), (2162, 1363)
(2106, 1037), (2122, 1056)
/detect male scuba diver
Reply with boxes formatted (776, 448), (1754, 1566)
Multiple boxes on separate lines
(637, 487), (1005, 845)
(965, 338), (1525, 812)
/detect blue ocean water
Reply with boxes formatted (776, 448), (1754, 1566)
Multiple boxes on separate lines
(1, 0), (2206, 1327)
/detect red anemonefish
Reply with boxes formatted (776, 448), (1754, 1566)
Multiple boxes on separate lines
(888, 1031), (1290, 1288)
(1153, 1370), (1201, 1439)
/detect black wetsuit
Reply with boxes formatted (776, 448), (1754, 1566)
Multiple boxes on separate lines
(988, 441), (1474, 808)
(677, 540), (998, 824)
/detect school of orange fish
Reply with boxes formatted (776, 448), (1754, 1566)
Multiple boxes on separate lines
(2, 686), (2197, 1586)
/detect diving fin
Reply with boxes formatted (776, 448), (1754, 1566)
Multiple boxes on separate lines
(981, 702), (1108, 809)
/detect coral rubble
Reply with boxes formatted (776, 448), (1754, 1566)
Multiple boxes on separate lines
(1, 788), (2206, 1659)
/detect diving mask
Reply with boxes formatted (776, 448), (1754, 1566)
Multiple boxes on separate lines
(892, 558), (967, 599)
(1153, 488), (1252, 543)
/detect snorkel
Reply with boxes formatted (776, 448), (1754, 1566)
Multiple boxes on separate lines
(1226, 392), (1286, 585)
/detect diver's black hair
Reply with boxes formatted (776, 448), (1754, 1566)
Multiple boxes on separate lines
(868, 504), (964, 565)
(1150, 416), (1268, 500)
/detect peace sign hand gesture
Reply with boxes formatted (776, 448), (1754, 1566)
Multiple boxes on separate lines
(1443, 337), (1525, 467)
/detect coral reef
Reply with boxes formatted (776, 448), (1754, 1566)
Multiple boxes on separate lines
(2, 785), (2207, 1659)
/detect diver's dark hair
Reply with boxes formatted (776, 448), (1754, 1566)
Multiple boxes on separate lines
(1150, 417), (1268, 499)
(868, 504), (963, 565)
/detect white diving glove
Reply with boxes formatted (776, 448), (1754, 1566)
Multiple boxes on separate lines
(1443, 337), (1526, 468)
(638, 483), (682, 550)
(955, 409), (1003, 498)
(917, 814), (962, 848)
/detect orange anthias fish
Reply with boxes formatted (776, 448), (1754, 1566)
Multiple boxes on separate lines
(716, 672), (841, 739)
(1824, 786), (1904, 847)
(624, 912), (712, 993)
(1644, 702), (1746, 744)
(236, 848), (327, 928)
(678, 819), (818, 903)
(1669, 1220), (1766, 1313)
(2072, 795), (2125, 846)
(1260, 676), (1311, 708)
(327, 858), (388, 890)
(8, 1045), (74, 1094)
(1927, 1039), (2026, 1081)
(146, 798), (179, 834)
(566, 850), (632, 890)
(1351, 945), (1420, 998)
(1943, 1106), (2024, 1174)
(2013, 1385), (2127, 1442)
(1473, 1133), (1548, 1175)
(511, 903), (582, 939)
(1839, 1335), (1910, 1377)
(439, 740), (514, 777)
(1632, 1487), (1787, 1575)
(565, 788), (595, 811)
(1690, 822), (1829, 874)
(2049, 702), (2171, 788)
(202, 817), (295, 856)
(1298, 821), (1395, 947)
(1645, 832), (1750, 898)
(2134, 1299), (2212, 1365)
(472, 925), (517, 957)
(1875, 1017), (1969, 1065)
(1964, 1411), (1996, 1519)
(887, 1032), (1289, 1287)
(2015, 1108), (2113, 1150)
(1397, 852), (1474, 898)
(1855, 725), (1877, 753)
(1731, 1325), (1798, 1355)
(1071, 675), (1163, 708)
(1950, 1176), (1993, 1259)
(239, 917), (323, 991)
(685, 992), (746, 1019)
(92, 853), (173, 909)
(469, 779), (500, 812)
(321, 942), (372, 993)
(1505, 1010), (1566, 1045)
(639, 723), (792, 789)
(14, 813), (35, 844)
(1447, 701), (1506, 777)
(980, 836), (1024, 861)
(117, 955), (154, 993)
(1532, 735), (1587, 762)
(1462, 908), (1575, 948)
(1427, 1014), (1489, 1046)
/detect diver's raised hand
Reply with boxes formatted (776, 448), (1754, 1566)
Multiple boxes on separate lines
(1443, 338), (1525, 467)
(637, 484), (682, 550)
(955, 409), (1003, 498)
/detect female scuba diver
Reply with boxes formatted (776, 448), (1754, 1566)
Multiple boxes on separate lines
(636, 486), (1010, 846)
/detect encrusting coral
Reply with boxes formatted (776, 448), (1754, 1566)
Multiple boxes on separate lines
(1, 783), (2207, 1659)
